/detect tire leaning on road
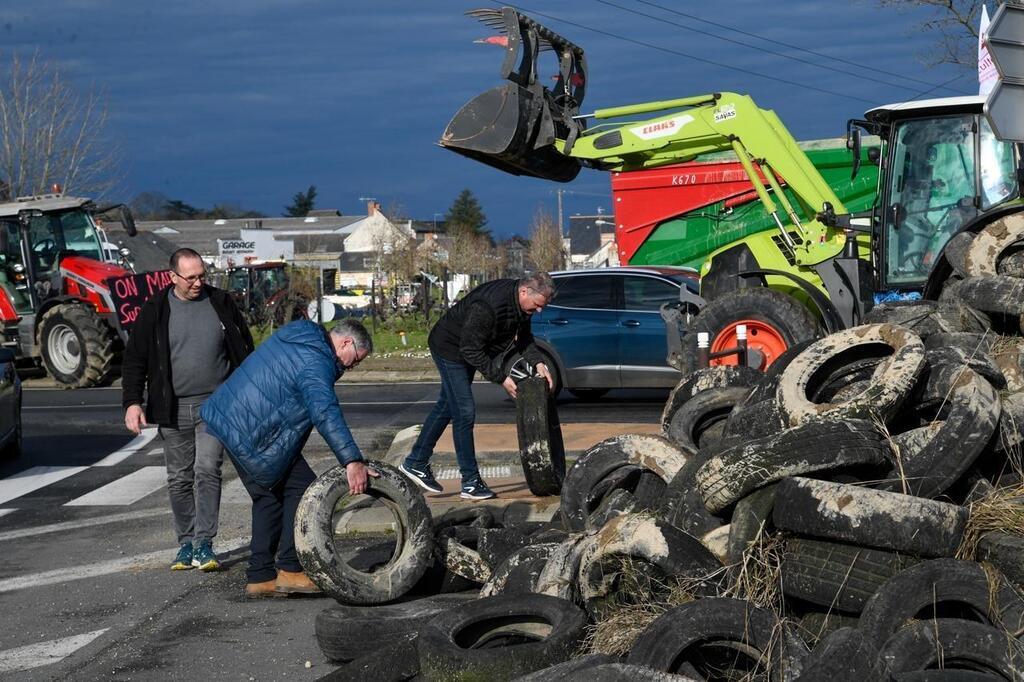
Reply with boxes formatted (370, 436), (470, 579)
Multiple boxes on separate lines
(294, 461), (434, 604)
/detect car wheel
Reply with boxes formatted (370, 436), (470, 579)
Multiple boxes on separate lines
(567, 388), (608, 400)
(537, 351), (563, 396)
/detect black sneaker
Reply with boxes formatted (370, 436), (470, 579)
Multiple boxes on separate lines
(460, 478), (496, 500)
(399, 462), (444, 493)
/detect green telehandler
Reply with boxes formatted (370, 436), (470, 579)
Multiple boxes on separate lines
(441, 7), (1023, 373)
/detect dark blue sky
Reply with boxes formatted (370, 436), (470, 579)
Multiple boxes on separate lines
(5, 1), (980, 238)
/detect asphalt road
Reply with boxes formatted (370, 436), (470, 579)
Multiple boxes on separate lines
(0, 382), (667, 680)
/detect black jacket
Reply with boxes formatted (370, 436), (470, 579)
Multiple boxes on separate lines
(429, 278), (543, 383)
(121, 285), (254, 426)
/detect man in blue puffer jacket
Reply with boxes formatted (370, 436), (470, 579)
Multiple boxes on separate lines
(202, 318), (376, 597)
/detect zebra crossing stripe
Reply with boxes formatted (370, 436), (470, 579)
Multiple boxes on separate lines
(0, 509), (14, 519)
(93, 428), (159, 467)
(0, 536), (250, 593)
(0, 509), (170, 542)
(0, 466), (88, 506)
(64, 466), (168, 507)
(0, 628), (108, 673)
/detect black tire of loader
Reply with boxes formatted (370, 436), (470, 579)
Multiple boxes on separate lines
(417, 593), (587, 682)
(626, 597), (806, 679)
(679, 287), (821, 376)
(665, 385), (749, 453)
(781, 537), (919, 614)
(294, 461), (434, 604)
(773, 477), (970, 558)
(516, 375), (566, 496)
(38, 303), (118, 388)
(695, 419), (892, 515)
(858, 558), (1024, 650)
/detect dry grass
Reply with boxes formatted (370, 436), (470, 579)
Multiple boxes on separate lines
(957, 479), (1024, 561)
(725, 525), (786, 615)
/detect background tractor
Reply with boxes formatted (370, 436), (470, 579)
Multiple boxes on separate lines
(0, 191), (139, 387)
(440, 7), (1023, 374)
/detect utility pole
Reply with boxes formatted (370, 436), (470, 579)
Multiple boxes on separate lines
(556, 189), (564, 236)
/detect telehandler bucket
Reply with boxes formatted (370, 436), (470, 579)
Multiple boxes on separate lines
(440, 8), (587, 183)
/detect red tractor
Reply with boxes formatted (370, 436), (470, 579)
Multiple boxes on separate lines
(0, 191), (139, 388)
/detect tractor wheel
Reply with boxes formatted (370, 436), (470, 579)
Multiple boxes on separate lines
(681, 288), (820, 375)
(38, 304), (117, 389)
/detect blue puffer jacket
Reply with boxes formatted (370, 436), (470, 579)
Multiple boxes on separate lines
(201, 320), (363, 488)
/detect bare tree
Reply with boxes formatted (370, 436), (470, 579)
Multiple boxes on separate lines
(527, 208), (566, 272)
(0, 52), (120, 200)
(876, 0), (995, 68)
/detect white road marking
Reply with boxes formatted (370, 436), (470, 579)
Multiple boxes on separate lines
(0, 466), (87, 506)
(0, 628), (109, 673)
(435, 465), (512, 480)
(64, 466), (167, 507)
(0, 508), (169, 542)
(93, 428), (159, 466)
(0, 536), (250, 593)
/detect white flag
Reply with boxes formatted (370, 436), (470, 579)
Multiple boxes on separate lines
(979, 5), (998, 96)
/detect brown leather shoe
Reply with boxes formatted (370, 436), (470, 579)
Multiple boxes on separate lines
(244, 579), (281, 598)
(275, 569), (322, 595)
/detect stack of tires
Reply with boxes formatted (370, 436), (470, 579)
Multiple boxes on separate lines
(299, 241), (1024, 679)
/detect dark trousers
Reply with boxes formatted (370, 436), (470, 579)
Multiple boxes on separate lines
(406, 352), (479, 482)
(232, 438), (315, 583)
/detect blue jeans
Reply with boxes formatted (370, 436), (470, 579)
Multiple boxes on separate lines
(406, 353), (480, 482)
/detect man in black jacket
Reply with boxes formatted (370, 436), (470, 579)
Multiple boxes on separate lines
(399, 273), (555, 500)
(122, 248), (254, 572)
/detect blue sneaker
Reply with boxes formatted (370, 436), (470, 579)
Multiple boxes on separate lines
(171, 542), (194, 571)
(191, 540), (221, 572)
(460, 477), (496, 500)
(399, 462), (444, 494)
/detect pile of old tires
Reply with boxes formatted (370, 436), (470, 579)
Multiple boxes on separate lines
(300, 216), (1024, 679)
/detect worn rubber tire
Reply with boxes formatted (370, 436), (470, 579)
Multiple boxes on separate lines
(894, 671), (1011, 681)
(660, 365), (763, 430)
(576, 513), (721, 620)
(964, 213), (1024, 276)
(862, 300), (979, 337)
(566, 663), (693, 681)
(679, 287), (822, 375)
(439, 526), (492, 584)
(955, 275), (1024, 317)
(879, 619), (1024, 679)
(560, 434), (690, 532)
(993, 340), (1024, 393)
(943, 230), (975, 278)
(726, 485), (777, 565)
(794, 627), (889, 682)
(627, 597), (806, 680)
(433, 506), (496, 532)
(661, 450), (726, 538)
(796, 611), (861, 649)
(38, 303), (118, 388)
(696, 419), (892, 515)
(478, 527), (531, 571)
(479, 542), (559, 598)
(781, 537), (919, 614)
(858, 558), (1024, 650)
(314, 593), (476, 662)
(773, 477), (969, 557)
(516, 376), (566, 496)
(878, 365), (1001, 499)
(977, 532), (1024, 591)
(534, 532), (594, 605)
(295, 462), (434, 604)
(925, 344), (1005, 389)
(318, 631), (421, 681)
(777, 323), (926, 427)
(511, 654), (616, 681)
(665, 385), (748, 453)
(417, 593), (587, 682)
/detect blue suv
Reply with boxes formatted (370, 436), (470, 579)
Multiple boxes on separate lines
(530, 267), (698, 399)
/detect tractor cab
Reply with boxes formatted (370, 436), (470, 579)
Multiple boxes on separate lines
(226, 261), (290, 324)
(852, 96), (1021, 292)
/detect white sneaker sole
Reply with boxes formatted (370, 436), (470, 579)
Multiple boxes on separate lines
(460, 492), (496, 500)
(398, 464), (444, 493)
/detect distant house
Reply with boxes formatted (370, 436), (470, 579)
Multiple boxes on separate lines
(567, 213), (619, 268)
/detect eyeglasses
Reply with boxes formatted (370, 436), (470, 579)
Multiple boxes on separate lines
(173, 271), (206, 284)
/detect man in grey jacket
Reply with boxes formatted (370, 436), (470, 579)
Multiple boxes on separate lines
(122, 248), (253, 572)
